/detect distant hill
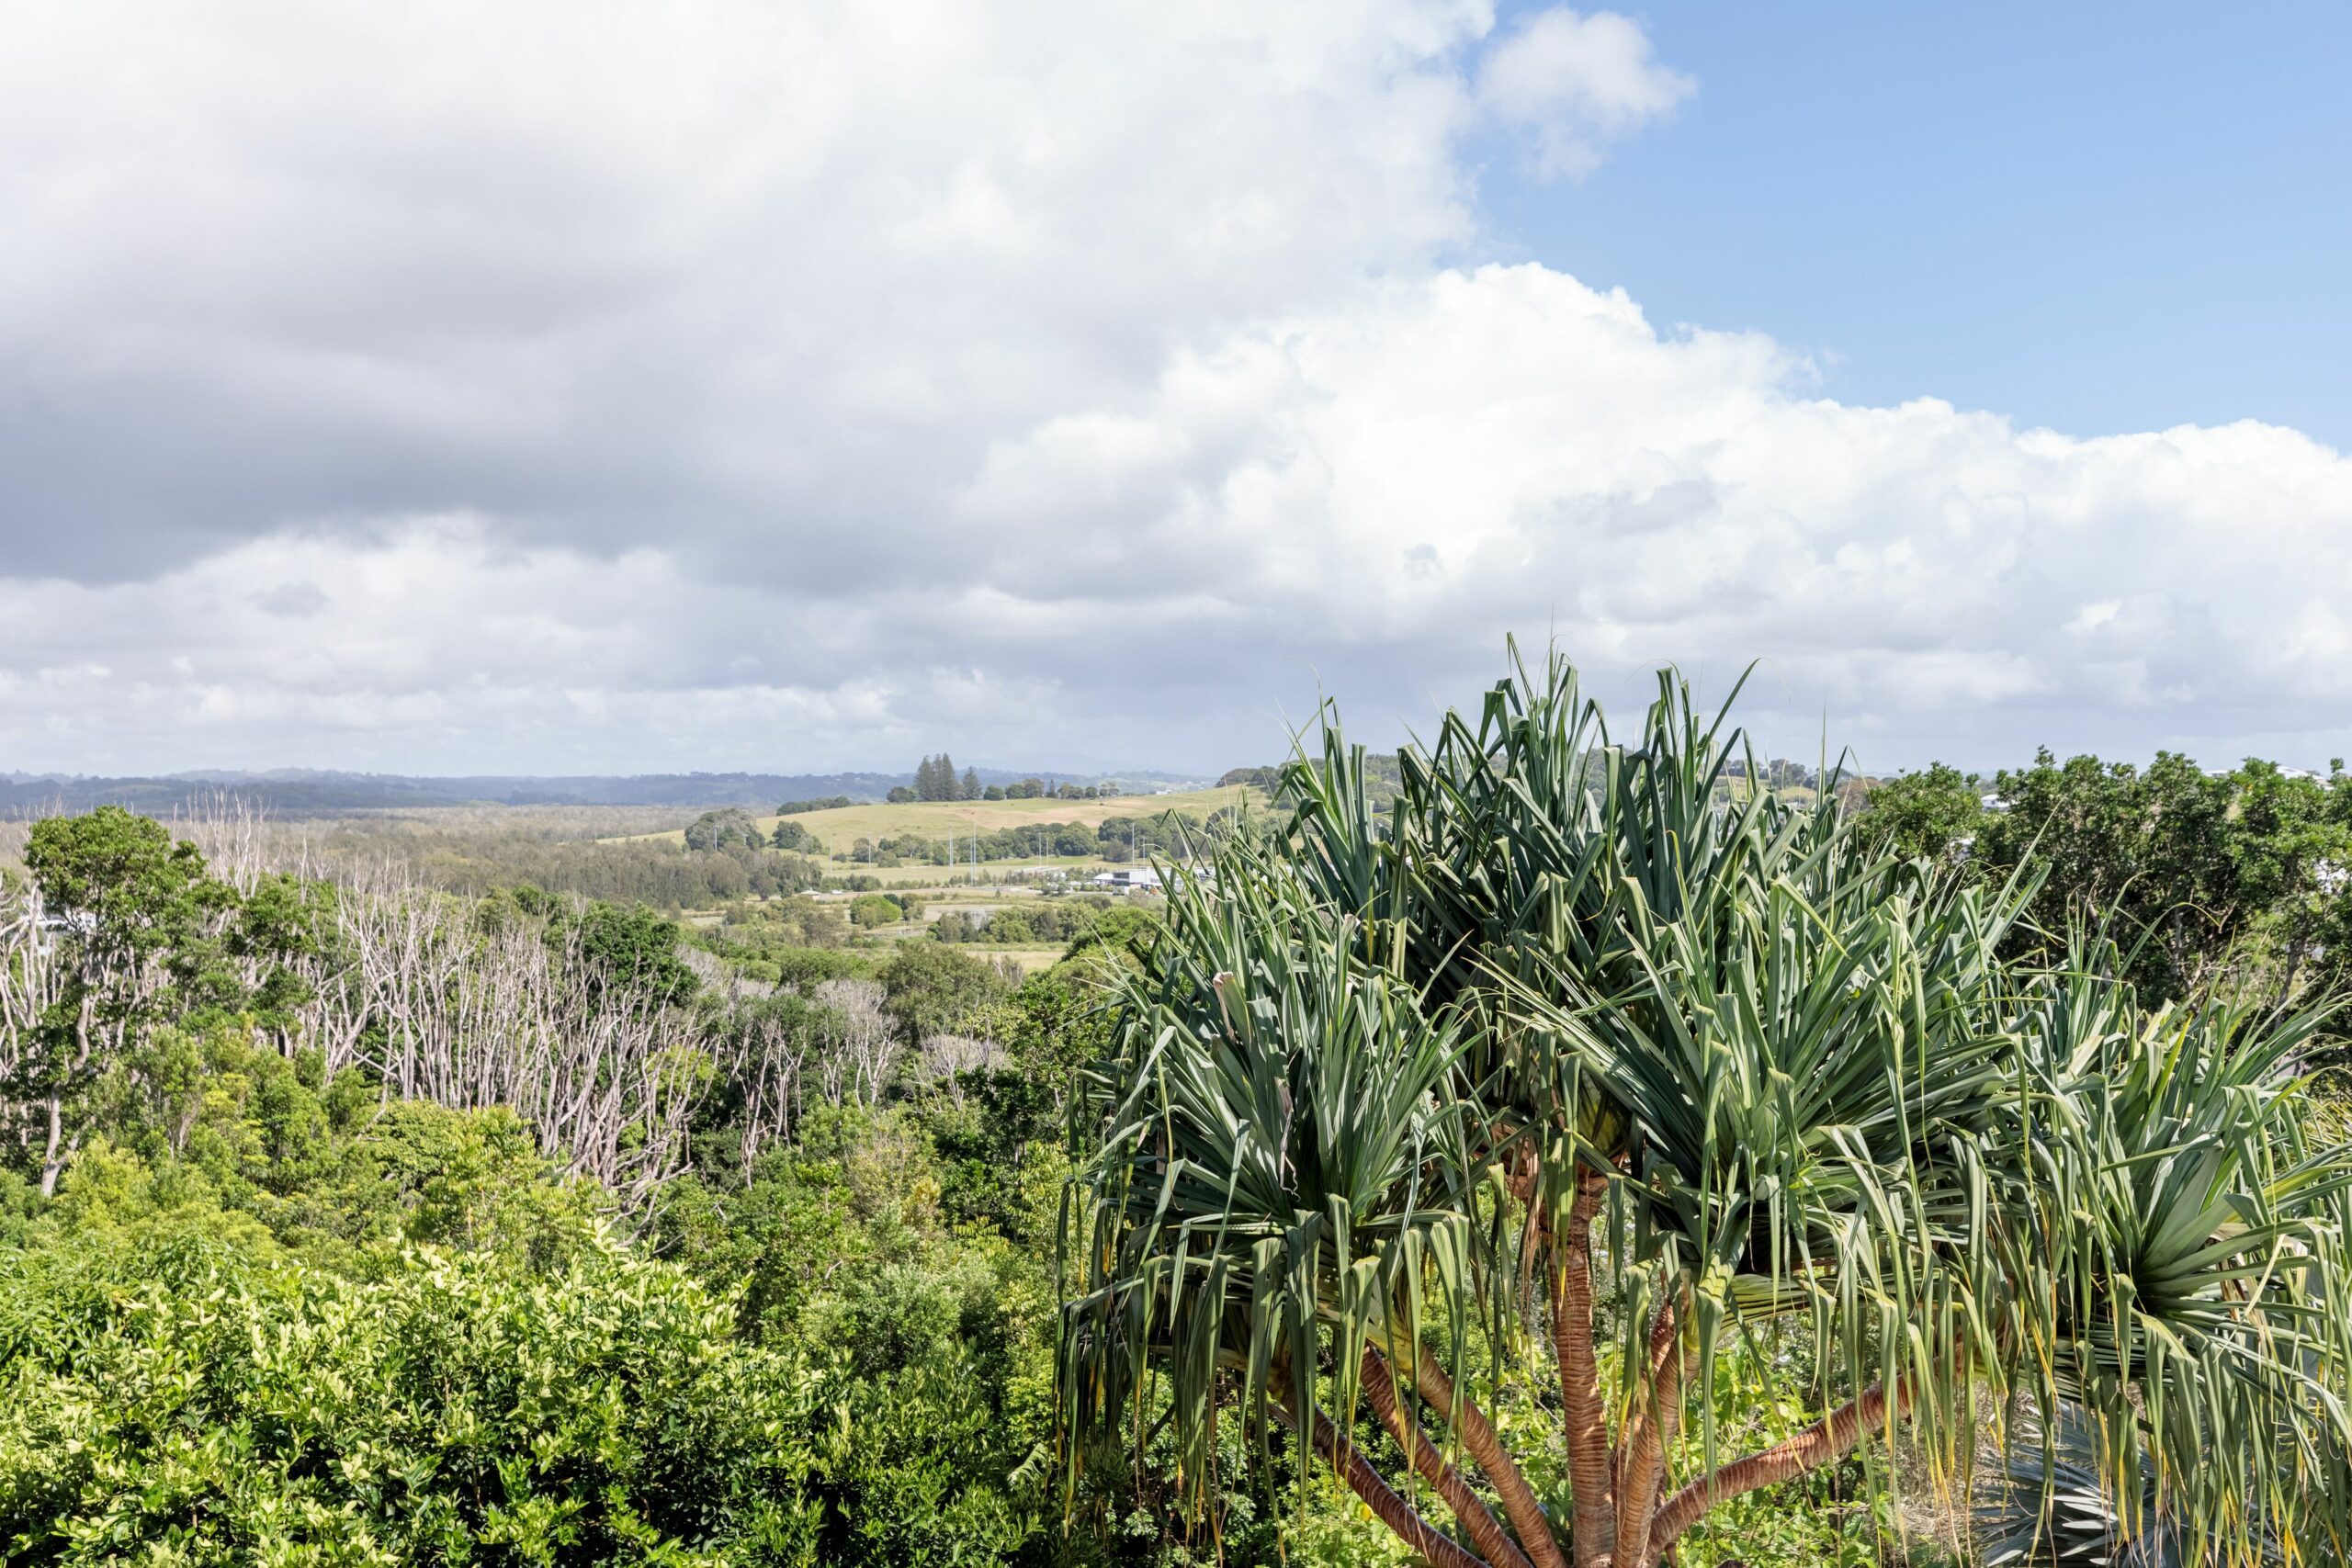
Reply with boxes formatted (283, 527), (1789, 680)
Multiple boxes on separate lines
(0, 767), (1134, 818)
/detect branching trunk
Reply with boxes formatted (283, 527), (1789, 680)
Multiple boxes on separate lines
(815, 978), (895, 1110)
(1647, 1380), (1907, 1556)
(325, 871), (707, 1216)
(1408, 1348), (1567, 1568)
(1327, 1174), (1918, 1568)
(1362, 1348), (1534, 1568)
(1611, 1292), (1687, 1568)
(1274, 1389), (1488, 1568)
(39, 1095), (64, 1197)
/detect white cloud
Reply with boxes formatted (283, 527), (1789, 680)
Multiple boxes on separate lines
(1476, 7), (1695, 176)
(0, 2), (2346, 778)
(917, 264), (2352, 768)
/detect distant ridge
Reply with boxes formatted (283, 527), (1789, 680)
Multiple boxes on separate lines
(0, 766), (1211, 818)
(0, 770), (901, 816)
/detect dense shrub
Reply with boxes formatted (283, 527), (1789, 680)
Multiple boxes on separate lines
(0, 1226), (831, 1564)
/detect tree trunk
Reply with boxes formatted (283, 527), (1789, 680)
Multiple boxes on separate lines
(1275, 1390), (1489, 1568)
(1553, 1170), (1615, 1565)
(1611, 1296), (1687, 1568)
(1647, 1380), (1907, 1558)
(39, 1095), (64, 1197)
(1409, 1348), (1569, 1568)
(1363, 1348), (1533, 1568)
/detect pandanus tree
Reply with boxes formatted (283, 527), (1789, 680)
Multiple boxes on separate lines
(1059, 650), (2352, 1567)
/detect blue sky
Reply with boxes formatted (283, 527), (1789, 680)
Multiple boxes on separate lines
(1480, 2), (2352, 446)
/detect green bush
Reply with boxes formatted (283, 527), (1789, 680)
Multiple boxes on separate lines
(0, 1225), (829, 1565)
(0, 1215), (1068, 1566)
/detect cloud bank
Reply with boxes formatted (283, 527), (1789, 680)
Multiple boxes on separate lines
(1, 2), (2342, 775)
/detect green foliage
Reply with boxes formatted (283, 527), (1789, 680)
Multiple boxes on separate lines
(877, 943), (1012, 1044)
(14, 691), (2352, 1566)
(706, 897), (854, 962)
(334, 818), (829, 911)
(0, 1224), (832, 1565)
(562, 901), (700, 1009)
(928, 897), (1141, 951)
(913, 754), (968, 804)
(1065, 648), (2352, 1567)
(0, 808), (1216, 1566)
(1972, 750), (2241, 998)
(850, 893), (910, 929)
(685, 808), (771, 853)
(775, 797), (854, 817)
(1856, 761), (1985, 863)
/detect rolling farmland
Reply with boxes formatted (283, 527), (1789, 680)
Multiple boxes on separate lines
(613, 784), (1264, 853)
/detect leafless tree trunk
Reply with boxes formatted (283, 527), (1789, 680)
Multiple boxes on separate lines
(917, 1032), (1001, 1107)
(7, 816), (734, 1223)
(316, 864), (714, 1217)
(0, 886), (60, 1093)
(815, 977), (894, 1111)
(730, 1005), (812, 1184)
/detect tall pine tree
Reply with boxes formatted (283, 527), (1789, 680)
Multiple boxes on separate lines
(915, 752), (959, 802)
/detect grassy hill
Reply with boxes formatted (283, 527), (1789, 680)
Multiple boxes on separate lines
(616, 785), (1265, 852)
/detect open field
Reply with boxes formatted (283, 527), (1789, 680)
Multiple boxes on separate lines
(613, 785), (1264, 852)
(808, 854), (1131, 887)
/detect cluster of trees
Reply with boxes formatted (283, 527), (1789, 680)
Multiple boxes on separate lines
(0, 807), (708, 1208)
(775, 795), (854, 815)
(685, 807), (825, 860)
(849, 891), (924, 928)
(929, 898), (1155, 951)
(888, 758), (1111, 805)
(900, 754), (983, 803)
(847, 808), (1246, 871)
(315, 818), (830, 908)
(0, 807), (1205, 1564)
(684, 807), (771, 852)
(1860, 751), (2352, 1008)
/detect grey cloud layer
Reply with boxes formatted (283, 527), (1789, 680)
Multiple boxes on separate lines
(2, 1), (2341, 774)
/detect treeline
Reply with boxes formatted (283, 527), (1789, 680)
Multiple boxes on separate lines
(849, 807), (1251, 870)
(931, 897), (1153, 949)
(0, 805), (1238, 1563)
(892, 753), (1108, 804)
(234, 807), (832, 909)
(673, 804), (1251, 873)
(417, 830), (828, 907)
(1860, 751), (2352, 1008)
(775, 795), (853, 815)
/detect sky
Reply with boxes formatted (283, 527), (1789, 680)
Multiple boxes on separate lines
(3, 1), (2349, 780)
